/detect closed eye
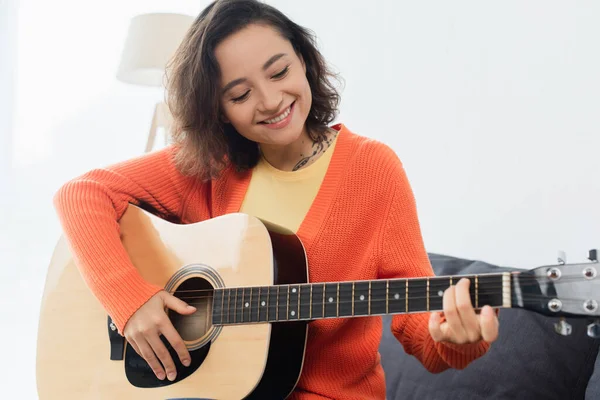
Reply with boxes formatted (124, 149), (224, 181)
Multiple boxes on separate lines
(231, 90), (250, 103)
(272, 66), (289, 79)
(230, 66), (289, 103)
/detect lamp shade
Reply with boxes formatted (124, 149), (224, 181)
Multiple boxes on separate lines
(116, 13), (194, 87)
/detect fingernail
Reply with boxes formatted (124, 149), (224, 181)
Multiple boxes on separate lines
(168, 372), (176, 381)
(157, 372), (165, 380)
(182, 359), (190, 367)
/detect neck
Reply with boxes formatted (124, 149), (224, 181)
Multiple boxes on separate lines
(259, 126), (334, 171)
(211, 272), (513, 325)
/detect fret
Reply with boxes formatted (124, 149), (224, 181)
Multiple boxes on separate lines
(226, 288), (232, 324)
(247, 287), (254, 322)
(368, 281), (371, 315)
(250, 287), (259, 322)
(231, 288), (236, 323)
(322, 283), (326, 317)
(288, 285), (300, 320)
(212, 288), (223, 325)
(299, 284), (311, 319)
(408, 279), (428, 312)
(386, 280), (389, 313)
(310, 285), (313, 319)
(310, 283), (324, 319)
(277, 285), (288, 321)
(426, 278), (429, 311)
(241, 287), (250, 323)
(258, 286), (269, 322)
(388, 279), (406, 313)
(235, 287), (243, 323)
(353, 281), (370, 316)
(477, 274), (505, 308)
(221, 289), (226, 324)
(267, 286), (278, 322)
(429, 277), (450, 311)
(338, 282), (353, 317)
(370, 280), (387, 315)
(255, 287), (260, 322)
(405, 280), (409, 312)
(245, 287), (251, 322)
(336, 283), (340, 317)
(249, 287), (257, 322)
(465, 276), (477, 309)
(287, 285), (290, 319)
(232, 288), (237, 323)
(324, 283), (338, 318)
(475, 276), (479, 308)
(352, 283), (355, 316)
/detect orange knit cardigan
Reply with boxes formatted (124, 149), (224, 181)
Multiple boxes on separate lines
(54, 123), (489, 399)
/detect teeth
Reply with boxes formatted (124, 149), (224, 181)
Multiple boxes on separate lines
(263, 106), (291, 124)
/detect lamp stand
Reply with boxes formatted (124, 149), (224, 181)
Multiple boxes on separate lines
(145, 101), (172, 153)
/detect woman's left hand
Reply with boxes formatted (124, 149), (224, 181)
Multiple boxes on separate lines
(428, 277), (500, 344)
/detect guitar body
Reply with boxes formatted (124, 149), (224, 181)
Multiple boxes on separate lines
(38, 203), (600, 398)
(36, 204), (309, 399)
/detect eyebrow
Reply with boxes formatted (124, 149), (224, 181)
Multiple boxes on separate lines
(221, 53), (288, 94)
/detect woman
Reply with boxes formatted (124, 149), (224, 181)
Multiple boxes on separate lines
(53, 0), (499, 398)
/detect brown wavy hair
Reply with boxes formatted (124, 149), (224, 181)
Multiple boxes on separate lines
(165, 0), (341, 181)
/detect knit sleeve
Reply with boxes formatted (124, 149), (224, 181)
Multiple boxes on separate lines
(377, 152), (490, 373)
(53, 146), (196, 333)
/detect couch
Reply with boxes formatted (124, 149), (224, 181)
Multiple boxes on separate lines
(379, 253), (600, 400)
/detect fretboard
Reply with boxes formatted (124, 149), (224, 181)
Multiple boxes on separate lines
(211, 273), (511, 325)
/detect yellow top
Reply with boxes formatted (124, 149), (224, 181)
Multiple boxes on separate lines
(239, 133), (339, 232)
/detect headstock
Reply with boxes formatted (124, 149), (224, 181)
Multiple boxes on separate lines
(512, 249), (600, 338)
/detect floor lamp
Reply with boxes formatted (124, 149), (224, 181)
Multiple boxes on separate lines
(116, 12), (194, 153)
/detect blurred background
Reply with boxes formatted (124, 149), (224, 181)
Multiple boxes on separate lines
(1, 0), (599, 397)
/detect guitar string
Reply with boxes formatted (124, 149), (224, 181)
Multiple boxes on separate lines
(174, 292), (595, 305)
(169, 284), (597, 320)
(179, 298), (594, 307)
(167, 273), (598, 296)
(175, 285), (516, 300)
(166, 295), (595, 322)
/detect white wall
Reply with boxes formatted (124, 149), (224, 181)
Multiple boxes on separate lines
(0, 0), (17, 203)
(271, 0), (600, 269)
(4, 0), (600, 398)
(14, 0), (600, 271)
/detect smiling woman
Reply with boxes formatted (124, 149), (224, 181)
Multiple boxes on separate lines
(166, 1), (340, 178)
(50, 0), (499, 399)
(215, 25), (317, 170)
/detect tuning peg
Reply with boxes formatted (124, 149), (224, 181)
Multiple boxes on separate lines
(554, 318), (572, 336)
(557, 251), (567, 265)
(589, 249), (598, 262)
(587, 320), (600, 339)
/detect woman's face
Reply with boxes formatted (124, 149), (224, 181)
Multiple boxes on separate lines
(215, 23), (312, 147)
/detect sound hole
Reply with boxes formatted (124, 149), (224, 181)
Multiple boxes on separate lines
(170, 277), (214, 342)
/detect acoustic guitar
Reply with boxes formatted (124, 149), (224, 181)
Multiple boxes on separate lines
(36, 204), (600, 399)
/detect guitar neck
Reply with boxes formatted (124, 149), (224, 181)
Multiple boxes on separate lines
(211, 273), (513, 325)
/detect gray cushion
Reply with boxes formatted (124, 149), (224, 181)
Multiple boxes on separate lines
(379, 253), (600, 400)
(585, 353), (600, 399)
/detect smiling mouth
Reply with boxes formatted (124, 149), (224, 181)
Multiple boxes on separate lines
(259, 102), (294, 124)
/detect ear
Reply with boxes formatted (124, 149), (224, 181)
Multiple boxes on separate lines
(220, 113), (230, 124)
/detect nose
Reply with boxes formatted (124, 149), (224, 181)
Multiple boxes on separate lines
(257, 83), (283, 114)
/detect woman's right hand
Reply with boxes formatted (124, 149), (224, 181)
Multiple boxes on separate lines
(123, 290), (197, 381)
